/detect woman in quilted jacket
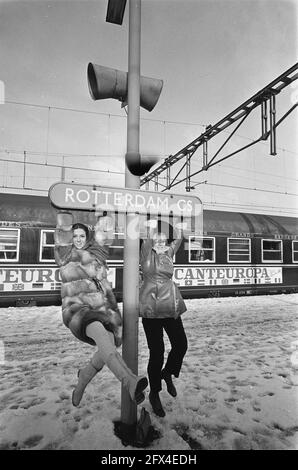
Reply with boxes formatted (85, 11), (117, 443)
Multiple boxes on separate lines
(55, 212), (148, 407)
(140, 223), (188, 417)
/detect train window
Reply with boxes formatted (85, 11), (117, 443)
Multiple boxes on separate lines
(188, 236), (215, 263)
(40, 230), (55, 262)
(262, 239), (283, 262)
(293, 241), (298, 263)
(0, 228), (20, 262)
(227, 238), (251, 263)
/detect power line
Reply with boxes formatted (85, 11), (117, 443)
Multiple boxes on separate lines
(204, 182), (298, 197)
(208, 168), (293, 190)
(204, 201), (298, 214)
(215, 163), (298, 183)
(1, 183), (297, 215)
(0, 148), (124, 159)
(153, 174), (298, 196)
(0, 157), (124, 175)
(156, 163), (298, 184)
(3, 99), (298, 156)
(5, 100), (207, 127)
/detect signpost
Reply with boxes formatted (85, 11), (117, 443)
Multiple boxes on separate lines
(49, 181), (202, 217)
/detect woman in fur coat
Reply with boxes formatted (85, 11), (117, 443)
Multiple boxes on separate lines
(55, 212), (148, 407)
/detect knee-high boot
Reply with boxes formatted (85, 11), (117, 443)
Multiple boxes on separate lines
(72, 351), (105, 407)
(106, 352), (148, 404)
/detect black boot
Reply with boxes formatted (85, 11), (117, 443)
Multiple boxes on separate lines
(161, 370), (177, 397)
(149, 391), (166, 417)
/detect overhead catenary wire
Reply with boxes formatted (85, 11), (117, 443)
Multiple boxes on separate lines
(203, 167), (296, 190)
(4, 100), (207, 128)
(3, 99), (298, 157)
(0, 156), (124, 175)
(1, 183), (297, 216)
(0, 148), (125, 159)
(2, 148), (297, 186)
(203, 182), (298, 197)
(2, 155), (296, 196)
(1, 98), (297, 213)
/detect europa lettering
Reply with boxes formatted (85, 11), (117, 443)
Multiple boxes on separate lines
(174, 267), (270, 281)
(0, 268), (61, 284)
(174, 266), (283, 287)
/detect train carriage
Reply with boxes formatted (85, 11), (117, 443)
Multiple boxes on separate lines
(0, 192), (297, 307)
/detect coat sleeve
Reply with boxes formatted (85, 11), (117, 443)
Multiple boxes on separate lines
(167, 236), (183, 258)
(140, 239), (154, 263)
(54, 212), (74, 266)
(170, 238), (183, 253)
(168, 222), (187, 257)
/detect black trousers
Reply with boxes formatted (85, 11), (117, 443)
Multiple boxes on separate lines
(142, 316), (188, 393)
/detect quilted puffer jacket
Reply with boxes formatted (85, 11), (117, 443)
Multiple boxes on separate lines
(139, 238), (187, 319)
(55, 214), (122, 346)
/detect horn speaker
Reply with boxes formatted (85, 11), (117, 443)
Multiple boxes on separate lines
(87, 63), (163, 112)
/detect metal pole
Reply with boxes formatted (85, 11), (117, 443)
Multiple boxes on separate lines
(186, 155), (190, 192)
(261, 100), (268, 140)
(203, 138), (208, 168)
(121, 0), (141, 426)
(23, 151), (26, 189)
(270, 94), (277, 155)
(166, 165), (171, 188)
(61, 155), (65, 181)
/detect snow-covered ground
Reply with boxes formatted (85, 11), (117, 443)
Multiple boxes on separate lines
(0, 294), (298, 451)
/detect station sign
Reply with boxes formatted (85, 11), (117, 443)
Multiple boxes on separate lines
(49, 182), (202, 217)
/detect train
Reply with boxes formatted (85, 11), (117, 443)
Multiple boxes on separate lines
(0, 191), (298, 307)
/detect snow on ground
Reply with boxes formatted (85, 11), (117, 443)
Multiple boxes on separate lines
(0, 294), (298, 451)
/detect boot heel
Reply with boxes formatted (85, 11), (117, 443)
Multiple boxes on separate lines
(149, 392), (166, 417)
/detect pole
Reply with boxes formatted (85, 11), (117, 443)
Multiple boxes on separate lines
(23, 151), (26, 189)
(261, 100), (268, 140)
(121, 0), (141, 426)
(61, 155), (65, 181)
(270, 94), (277, 155)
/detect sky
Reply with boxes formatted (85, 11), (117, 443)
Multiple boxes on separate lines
(0, 0), (297, 215)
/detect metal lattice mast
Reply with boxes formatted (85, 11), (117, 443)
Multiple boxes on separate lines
(141, 63), (298, 190)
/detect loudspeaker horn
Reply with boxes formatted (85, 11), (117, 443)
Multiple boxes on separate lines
(87, 63), (163, 112)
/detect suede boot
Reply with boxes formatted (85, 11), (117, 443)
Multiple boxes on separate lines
(72, 352), (105, 407)
(149, 391), (166, 417)
(106, 352), (148, 404)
